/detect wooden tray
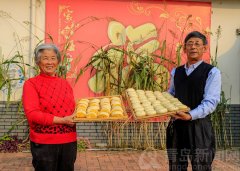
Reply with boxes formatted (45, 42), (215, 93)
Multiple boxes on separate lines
(125, 91), (189, 121)
(73, 95), (128, 122)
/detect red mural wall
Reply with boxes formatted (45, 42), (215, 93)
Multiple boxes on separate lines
(46, 0), (211, 99)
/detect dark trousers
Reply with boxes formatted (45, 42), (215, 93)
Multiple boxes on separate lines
(166, 117), (215, 171)
(30, 141), (77, 171)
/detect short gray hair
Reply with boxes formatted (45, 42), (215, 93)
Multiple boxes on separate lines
(34, 43), (61, 64)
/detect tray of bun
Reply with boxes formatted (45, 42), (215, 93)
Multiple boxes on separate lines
(125, 88), (190, 121)
(73, 95), (128, 122)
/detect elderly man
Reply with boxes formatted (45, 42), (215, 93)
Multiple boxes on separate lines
(167, 31), (221, 171)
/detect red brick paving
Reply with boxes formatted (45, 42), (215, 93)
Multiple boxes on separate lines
(0, 149), (239, 171)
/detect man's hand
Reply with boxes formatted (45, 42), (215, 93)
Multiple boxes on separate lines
(173, 111), (192, 121)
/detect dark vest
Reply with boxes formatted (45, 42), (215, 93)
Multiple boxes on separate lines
(174, 62), (213, 110)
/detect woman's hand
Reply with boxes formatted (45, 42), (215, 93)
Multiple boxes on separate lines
(53, 113), (76, 126)
(62, 114), (76, 127)
(172, 111), (192, 121)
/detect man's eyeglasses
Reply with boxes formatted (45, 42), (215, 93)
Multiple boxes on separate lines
(185, 43), (204, 48)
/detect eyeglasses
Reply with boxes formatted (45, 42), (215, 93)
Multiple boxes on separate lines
(185, 43), (204, 48)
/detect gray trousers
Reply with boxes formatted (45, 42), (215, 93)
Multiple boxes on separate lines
(166, 117), (215, 171)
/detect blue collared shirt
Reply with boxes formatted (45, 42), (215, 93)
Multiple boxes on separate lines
(168, 60), (221, 120)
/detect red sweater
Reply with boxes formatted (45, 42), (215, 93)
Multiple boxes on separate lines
(22, 73), (76, 144)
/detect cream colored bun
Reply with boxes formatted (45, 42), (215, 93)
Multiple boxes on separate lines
(76, 110), (87, 118)
(128, 90), (137, 94)
(128, 91), (137, 95)
(132, 101), (141, 105)
(156, 94), (164, 97)
(138, 94), (147, 98)
(130, 97), (139, 102)
(177, 105), (188, 109)
(167, 106), (178, 111)
(112, 104), (122, 108)
(101, 105), (112, 109)
(161, 101), (171, 106)
(98, 111), (110, 118)
(142, 101), (152, 106)
(90, 99), (100, 103)
(134, 107), (145, 111)
(77, 100), (89, 105)
(156, 108), (168, 114)
(111, 106), (123, 112)
(101, 98), (110, 102)
(164, 103), (174, 107)
(132, 100), (141, 105)
(153, 104), (164, 108)
(145, 90), (153, 94)
(100, 108), (111, 113)
(144, 106), (155, 111)
(77, 106), (87, 112)
(86, 112), (98, 119)
(154, 91), (161, 95)
(139, 96), (148, 100)
(111, 96), (121, 101)
(146, 91), (154, 94)
(154, 105), (165, 109)
(127, 88), (135, 92)
(148, 98), (156, 103)
(157, 97), (167, 101)
(111, 100), (121, 104)
(135, 110), (146, 117)
(78, 98), (89, 103)
(142, 104), (152, 108)
(146, 95), (155, 98)
(132, 104), (142, 108)
(146, 92), (154, 96)
(111, 111), (124, 117)
(102, 102), (111, 106)
(136, 89), (145, 93)
(111, 98), (121, 101)
(137, 93), (145, 97)
(136, 91), (145, 94)
(88, 105), (100, 109)
(139, 100), (149, 105)
(87, 108), (98, 113)
(88, 102), (99, 107)
(152, 101), (161, 105)
(146, 110), (157, 115)
(77, 103), (88, 109)
(100, 102), (111, 107)
(173, 102), (182, 105)
(133, 107), (143, 111)
(128, 94), (138, 98)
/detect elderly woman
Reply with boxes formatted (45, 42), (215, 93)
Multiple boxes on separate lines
(22, 43), (77, 171)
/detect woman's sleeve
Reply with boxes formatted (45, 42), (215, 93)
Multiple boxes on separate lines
(22, 80), (54, 125)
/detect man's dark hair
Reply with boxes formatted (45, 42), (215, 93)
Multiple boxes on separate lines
(184, 31), (208, 45)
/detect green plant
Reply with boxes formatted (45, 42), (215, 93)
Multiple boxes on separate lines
(211, 91), (232, 148)
(0, 134), (29, 153)
(77, 137), (91, 151)
(0, 52), (32, 102)
(79, 45), (174, 97)
(210, 25), (232, 149)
